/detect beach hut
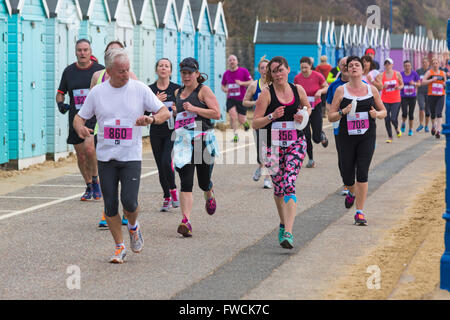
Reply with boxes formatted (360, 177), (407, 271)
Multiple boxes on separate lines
(253, 20), (323, 83)
(350, 24), (359, 56)
(44, 0), (83, 160)
(7, 0), (50, 169)
(378, 29), (386, 69)
(0, 0), (11, 165)
(361, 25), (370, 57)
(176, 0), (195, 67)
(335, 24), (346, 63)
(328, 21), (336, 67)
(78, 0), (111, 66)
(191, 0), (212, 87)
(344, 24), (352, 58)
(389, 33), (405, 71)
(319, 19), (330, 66)
(154, 0), (179, 82)
(384, 29), (391, 65)
(208, 1), (227, 121)
(107, 0), (136, 68)
(132, 0), (158, 85)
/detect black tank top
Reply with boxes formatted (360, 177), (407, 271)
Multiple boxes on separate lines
(175, 84), (213, 132)
(263, 83), (303, 147)
(339, 83), (376, 137)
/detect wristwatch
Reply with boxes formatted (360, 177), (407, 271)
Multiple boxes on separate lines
(149, 115), (156, 124)
(338, 109), (343, 117)
(268, 113), (274, 121)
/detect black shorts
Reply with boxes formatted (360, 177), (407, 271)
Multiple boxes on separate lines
(226, 99), (247, 115)
(67, 108), (96, 145)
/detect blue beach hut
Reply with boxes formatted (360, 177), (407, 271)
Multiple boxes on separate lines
(208, 1), (227, 122)
(0, 0), (11, 165)
(7, 0), (49, 169)
(335, 24), (346, 62)
(344, 24), (352, 58)
(78, 0), (112, 66)
(154, 0), (179, 83)
(44, 0), (83, 160)
(253, 20), (323, 83)
(328, 20), (336, 67)
(320, 19), (330, 65)
(175, 0), (195, 67)
(132, 0), (158, 85)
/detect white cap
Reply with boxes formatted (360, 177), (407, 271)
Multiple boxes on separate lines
(384, 58), (393, 65)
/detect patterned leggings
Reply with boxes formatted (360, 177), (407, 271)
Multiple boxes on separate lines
(263, 138), (307, 197)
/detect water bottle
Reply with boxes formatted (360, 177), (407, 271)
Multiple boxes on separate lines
(349, 99), (357, 117)
(294, 106), (309, 130)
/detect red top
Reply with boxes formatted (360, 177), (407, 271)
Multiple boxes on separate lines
(381, 71), (401, 103)
(294, 71), (325, 109)
(315, 64), (332, 79)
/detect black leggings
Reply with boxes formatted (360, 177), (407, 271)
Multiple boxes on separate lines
(304, 102), (323, 160)
(176, 141), (214, 193)
(150, 134), (176, 198)
(384, 102), (401, 138)
(339, 133), (376, 187)
(334, 133), (344, 182)
(428, 95), (445, 119)
(98, 161), (141, 217)
(401, 97), (416, 120)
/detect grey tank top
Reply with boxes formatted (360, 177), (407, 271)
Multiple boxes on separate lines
(175, 84), (213, 131)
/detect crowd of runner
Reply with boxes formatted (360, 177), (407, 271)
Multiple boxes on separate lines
(58, 39), (448, 263)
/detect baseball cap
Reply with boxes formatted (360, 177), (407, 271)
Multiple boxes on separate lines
(365, 48), (375, 55)
(179, 57), (199, 72)
(384, 58), (393, 65)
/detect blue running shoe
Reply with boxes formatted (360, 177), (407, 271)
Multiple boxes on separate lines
(408, 129), (413, 136)
(121, 215), (128, 226)
(416, 125), (424, 132)
(424, 126), (429, 133)
(280, 231), (293, 249)
(98, 211), (108, 228)
(278, 225), (285, 244)
(81, 185), (93, 201)
(401, 122), (406, 133)
(92, 182), (102, 200)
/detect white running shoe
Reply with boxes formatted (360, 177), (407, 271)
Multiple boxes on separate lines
(109, 245), (127, 264)
(128, 223), (144, 253)
(263, 177), (272, 189)
(253, 167), (262, 181)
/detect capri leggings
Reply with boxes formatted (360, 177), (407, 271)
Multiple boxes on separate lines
(150, 134), (176, 198)
(303, 102), (323, 160)
(401, 97), (416, 120)
(428, 95), (445, 119)
(339, 133), (376, 187)
(384, 102), (401, 138)
(417, 93), (430, 117)
(98, 160), (141, 217)
(264, 138), (307, 197)
(176, 140), (214, 193)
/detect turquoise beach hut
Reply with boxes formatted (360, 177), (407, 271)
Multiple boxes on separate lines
(191, 0), (212, 87)
(328, 20), (336, 67)
(132, 0), (158, 85)
(154, 0), (179, 83)
(44, 0), (82, 160)
(78, 0), (111, 66)
(0, 0), (11, 165)
(208, 1), (227, 121)
(335, 24), (346, 62)
(7, 0), (49, 169)
(175, 0), (195, 67)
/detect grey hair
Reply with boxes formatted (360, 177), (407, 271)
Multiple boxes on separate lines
(105, 48), (129, 69)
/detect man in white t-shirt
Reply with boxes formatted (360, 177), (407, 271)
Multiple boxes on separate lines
(74, 48), (170, 263)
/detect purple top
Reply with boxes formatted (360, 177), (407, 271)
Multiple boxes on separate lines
(401, 71), (420, 98)
(221, 67), (252, 101)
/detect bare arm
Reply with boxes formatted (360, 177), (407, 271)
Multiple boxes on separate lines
(73, 114), (92, 139)
(242, 81), (257, 108)
(182, 86), (221, 120)
(252, 88), (271, 130)
(370, 85), (387, 119)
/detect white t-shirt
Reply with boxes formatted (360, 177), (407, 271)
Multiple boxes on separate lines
(78, 79), (164, 162)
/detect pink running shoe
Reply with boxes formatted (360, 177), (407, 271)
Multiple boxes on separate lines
(205, 191), (216, 215)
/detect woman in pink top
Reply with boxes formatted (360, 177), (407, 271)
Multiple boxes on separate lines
(294, 57), (328, 168)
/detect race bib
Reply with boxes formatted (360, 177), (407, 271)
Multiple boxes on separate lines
(404, 85), (415, 96)
(432, 83), (444, 95)
(271, 121), (297, 147)
(73, 88), (89, 110)
(228, 83), (241, 97)
(385, 80), (397, 92)
(175, 111), (197, 130)
(103, 119), (133, 146)
(347, 112), (369, 135)
(307, 96), (318, 110)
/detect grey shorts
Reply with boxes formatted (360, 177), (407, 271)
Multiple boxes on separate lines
(97, 160), (141, 217)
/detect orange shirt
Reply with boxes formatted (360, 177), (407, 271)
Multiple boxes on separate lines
(381, 71), (401, 103)
(427, 69), (445, 96)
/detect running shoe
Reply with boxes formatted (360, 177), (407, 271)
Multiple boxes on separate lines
(81, 185), (93, 201)
(109, 245), (127, 264)
(243, 121), (250, 131)
(92, 182), (102, 200)
(121, 215), (128, 226)
(170, 189), (180, 208)
(424, 126), (429, 133)
(98, 211), (108, 228)
(408, 129), (413, 136)
(205, 191), (216, 215)
(306, 159), (315, 168)
(278, 225), (285, 244)
(321, 132), (329, 148)
(340, 186), (349, 196)
(177, 217), (192, 237)
(401, 122), (406, 133)
(160, 197), (171, 212)
(263, 177), (272, 189)
(397, 130), (402, 138)
(253, 167), (262, 181)
(232, 134), (239, 143)
(431, 127), (436, 136)
(280, 231), (294, 249)
(354, 212), (367, 226)
(435, 131), (441, 139)
(128, 223), (144, 253)
(345, 193), (355, 209)
(416, 125), (424, 132)
(386, 138), (392, 143)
